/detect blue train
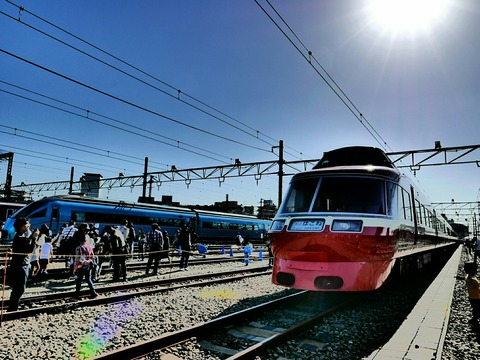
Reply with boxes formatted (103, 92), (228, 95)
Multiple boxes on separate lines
(0, 201), (26, 223)
(1, 195), (271, 245)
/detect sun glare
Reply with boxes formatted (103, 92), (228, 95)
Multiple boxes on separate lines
(368, 0), (449, 35)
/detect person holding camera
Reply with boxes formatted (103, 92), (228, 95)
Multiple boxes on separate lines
(8, 217), (36, 311)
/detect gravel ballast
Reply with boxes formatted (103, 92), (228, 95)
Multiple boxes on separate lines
(1, 249), (479, 359)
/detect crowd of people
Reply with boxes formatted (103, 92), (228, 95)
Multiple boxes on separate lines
(4, 217), (198, 312)
(4, 216), (274, 312)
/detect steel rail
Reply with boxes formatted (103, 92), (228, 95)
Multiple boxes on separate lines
(1, 266), (271, 321)
(92, 291), (308, 360)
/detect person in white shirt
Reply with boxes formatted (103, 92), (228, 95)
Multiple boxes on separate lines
(39, 237), (54, 277)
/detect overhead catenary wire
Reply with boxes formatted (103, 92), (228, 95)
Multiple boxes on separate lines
(0, 144), (142, 176)
(0, 81), (231, 164)
(255, 0), (393, 153)
(0, 124), (182, 178)
(0, 126), (146, 166)
(1, 1), (305, 160)
(0, 48), (274, 157)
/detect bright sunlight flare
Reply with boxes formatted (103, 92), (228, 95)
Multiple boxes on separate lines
(367, 0), (449, 35)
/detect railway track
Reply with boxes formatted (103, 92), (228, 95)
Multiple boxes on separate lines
(92, 254), (452, 359)
(0, 254), (249, 283)
(92, 291), (354, 359)
(0, 266), (271, 322)
(1, 251), (452, 359)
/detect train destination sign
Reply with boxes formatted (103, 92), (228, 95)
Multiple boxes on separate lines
(289, 219), (325, 231)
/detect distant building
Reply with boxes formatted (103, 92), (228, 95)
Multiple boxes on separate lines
(80, 173), (103, 198)
(243, 205), (254, 216)
(159, 195), (181, 206)
(262, 199), (275, 207)
(138, 195), (181, 206)
(257, 199), (277, 219)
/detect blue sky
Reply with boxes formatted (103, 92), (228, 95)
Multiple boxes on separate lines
(1, 0), (479, 227)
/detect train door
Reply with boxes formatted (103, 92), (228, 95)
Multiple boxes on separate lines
(409, 185), (419, 245)
(50, 205), (60, 233)
(432, 209), (439, 238)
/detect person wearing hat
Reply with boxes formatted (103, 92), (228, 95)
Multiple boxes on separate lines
(8, 217), (36, 311)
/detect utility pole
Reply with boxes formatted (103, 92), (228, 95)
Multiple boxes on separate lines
(142, 157), (149, 199)
(273, 140), (284, 208)
(272, 140), (285, 209)
(0, 152), (14, 200)
(68, 167), (74, 195)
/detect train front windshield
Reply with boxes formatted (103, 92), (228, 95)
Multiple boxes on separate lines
(281, 176), (390, 215)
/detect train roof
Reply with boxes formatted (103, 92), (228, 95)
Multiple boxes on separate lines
(313, 146), (395, 169)
(18, 195), (270, 221)
(193, 208), (271, 221)
(24, 195), (196, 213)
(295, 166), (401, 181)
(0, 201), (26, 207)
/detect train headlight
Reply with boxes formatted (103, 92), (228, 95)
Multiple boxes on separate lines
(331, 220), (363, 232)
(270, 220), (286, 231)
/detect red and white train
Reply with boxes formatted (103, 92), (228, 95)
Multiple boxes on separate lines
(269, 146), (459, 291)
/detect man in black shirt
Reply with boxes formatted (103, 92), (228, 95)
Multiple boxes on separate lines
(8, 217), (36, 311)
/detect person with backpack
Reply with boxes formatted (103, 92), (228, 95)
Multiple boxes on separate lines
(73, 228), (98, 300)
(103, 225), (128, 282)
(145, 223), (163, 276)
(58, 220), (77, 278)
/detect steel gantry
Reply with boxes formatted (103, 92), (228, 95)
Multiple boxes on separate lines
(387, 143), (480, 174)
(6, 143), (480, 207)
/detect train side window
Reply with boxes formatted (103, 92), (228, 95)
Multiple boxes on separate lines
(402, 189), (413, 221)
(400, 190), (406, 219)
(73, 212), (86, 222)
(415, 200), (422, 224)
(423, 207), (429, 227)
(385, 181), (398, 217)
(29, 209), (47, 218)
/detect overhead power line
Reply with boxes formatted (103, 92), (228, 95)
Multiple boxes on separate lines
(2, 0), (306, 160)
(0, 81), (231, 163)
(0, 48), (273, 155)
(0, 143), (143, 176)
(255, 0), (392, 153)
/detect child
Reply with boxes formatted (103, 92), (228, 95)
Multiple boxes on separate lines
(39, 237), (54, 277)
(243, 237), (252, 266)
(465, 262), (480, 325)
(29, 244), (40, 279)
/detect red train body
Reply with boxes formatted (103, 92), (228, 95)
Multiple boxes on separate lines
(269, 146), (458, 291)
